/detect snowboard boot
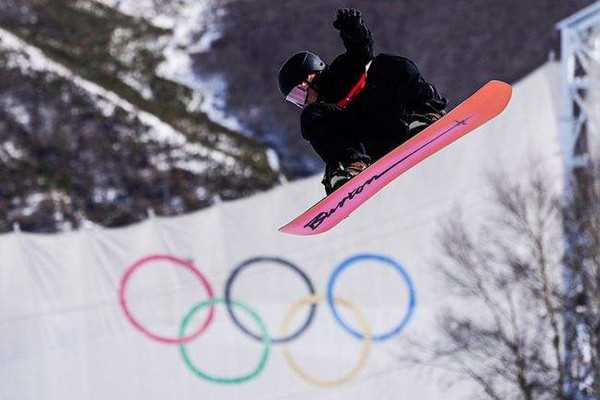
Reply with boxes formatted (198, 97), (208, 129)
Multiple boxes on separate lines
(322, 148), (371, 195)
(408, 98), (447, 136)
(408, 109), (446, 135)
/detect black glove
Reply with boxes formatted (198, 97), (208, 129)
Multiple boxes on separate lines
(333, 8), (363, 31)
(332, 8), (372, 58)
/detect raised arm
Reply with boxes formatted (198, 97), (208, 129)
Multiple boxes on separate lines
(333, 8), (373, 62)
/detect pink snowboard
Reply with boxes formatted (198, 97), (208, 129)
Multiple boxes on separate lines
(279, 80), (512, 236)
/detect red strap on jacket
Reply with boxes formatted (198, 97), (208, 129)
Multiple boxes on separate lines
(336, 72), (368, 109)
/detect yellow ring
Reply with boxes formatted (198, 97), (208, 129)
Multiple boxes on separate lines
(280, 294), (372, 387)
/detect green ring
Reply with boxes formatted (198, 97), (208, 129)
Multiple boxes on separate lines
(178, 297), (271, 384)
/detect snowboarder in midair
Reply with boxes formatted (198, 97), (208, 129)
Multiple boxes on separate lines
(278, 8), (448, 194)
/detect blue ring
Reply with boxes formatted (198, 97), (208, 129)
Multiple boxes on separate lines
(224, 256), (317, 344)
(326, 254), (416, 342)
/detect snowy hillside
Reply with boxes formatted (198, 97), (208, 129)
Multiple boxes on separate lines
(0, 0), (280, 233)
(92, 0), (243, 131)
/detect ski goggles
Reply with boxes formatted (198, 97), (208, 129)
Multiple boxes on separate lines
(285, 84), (309, 109)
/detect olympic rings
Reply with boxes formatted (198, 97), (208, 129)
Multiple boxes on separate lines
(224, 256), (317, 344)
(280, 295), (372, 388)
(327, 253), (416, 341)
(179, 298), (271, 384)
(119, 254), (215, 344)
(119, 253), (416, 387)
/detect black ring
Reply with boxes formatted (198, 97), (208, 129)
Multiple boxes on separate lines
(224, 256), (317, 344)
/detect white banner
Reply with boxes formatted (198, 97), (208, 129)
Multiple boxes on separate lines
(0, 63), (563, 400)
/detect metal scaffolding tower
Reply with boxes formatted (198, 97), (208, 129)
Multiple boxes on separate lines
(557, 2), (600, 399)
(558, 2), (600, 171)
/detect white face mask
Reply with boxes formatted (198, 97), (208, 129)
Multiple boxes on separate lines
(285, 85), (309, 109)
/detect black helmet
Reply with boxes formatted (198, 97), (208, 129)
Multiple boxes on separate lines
(278, 51), (326, 97)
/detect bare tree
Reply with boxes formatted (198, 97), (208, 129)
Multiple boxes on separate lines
(413, 164), (599, 400)
(561, 160), (600, 399)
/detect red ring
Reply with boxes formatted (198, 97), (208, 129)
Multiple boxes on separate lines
(119, 254), (215, 344)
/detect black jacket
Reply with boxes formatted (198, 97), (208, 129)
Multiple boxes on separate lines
(312, 14), (446, 119)
(315, 17), (374, 104)
(301, 11), (447, 162)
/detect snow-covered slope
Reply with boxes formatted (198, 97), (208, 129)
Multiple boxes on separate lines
(0, 0), (280, 233)
(1, 28), (234, 169)
(93, 0), (246, 133)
